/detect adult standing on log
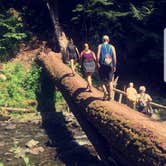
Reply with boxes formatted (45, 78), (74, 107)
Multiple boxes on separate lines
(97, 35), (117, 100)
(66, 38), (79, 76)
(80, 43), (96, 92)
(126, 82), (138, 109)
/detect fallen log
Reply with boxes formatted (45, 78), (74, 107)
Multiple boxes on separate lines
(0, 106), (34, 113)
(38, 52), (166, 166)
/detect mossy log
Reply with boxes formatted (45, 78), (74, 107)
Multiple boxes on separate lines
(38, 52), (166, 166)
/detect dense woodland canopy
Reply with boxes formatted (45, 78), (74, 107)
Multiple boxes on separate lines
(0, 0), (166, 96)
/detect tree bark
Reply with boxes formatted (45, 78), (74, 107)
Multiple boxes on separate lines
(43, 0), (62, 52)
(46, 0), (61, 38)
(38, 52), (166, 166)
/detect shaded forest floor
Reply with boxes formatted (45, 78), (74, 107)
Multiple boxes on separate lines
(0, 111), (103, 166)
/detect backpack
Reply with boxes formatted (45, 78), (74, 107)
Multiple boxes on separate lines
(100, 44), (113, 66)
(138, 94), (147, 107)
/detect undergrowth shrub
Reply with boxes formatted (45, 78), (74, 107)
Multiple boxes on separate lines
(0, 62), (40, 108)
(0, 61), (66, 110)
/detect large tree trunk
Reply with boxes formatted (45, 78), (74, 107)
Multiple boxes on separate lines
(38, 52), (166, 166)
(44, 0), (65, 52)
(44, 0), (68, 58)
(46, 0), (61, 38)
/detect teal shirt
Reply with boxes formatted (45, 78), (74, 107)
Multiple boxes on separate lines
(100, 44), (113, 64)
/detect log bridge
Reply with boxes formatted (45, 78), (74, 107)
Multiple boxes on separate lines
(37, 51), (166, 166)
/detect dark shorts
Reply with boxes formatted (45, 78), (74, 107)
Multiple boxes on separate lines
(69, 53), (77, 60)
(99, 64), (113, 82)
(83, 60), (95, 73)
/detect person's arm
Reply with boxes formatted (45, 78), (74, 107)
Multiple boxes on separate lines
(136, 94), (140, 103)
(75, 47), (80, 59)
(147, 94), (152, 102)
(92, 51), (96, 61)
(111, 45), (117, 72)
(80, 51), (83, 61)
(97, 44), (101, 68)
(134, 89), (138, 96)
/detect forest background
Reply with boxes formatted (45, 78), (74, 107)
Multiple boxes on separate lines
(0, 0), (165, 107)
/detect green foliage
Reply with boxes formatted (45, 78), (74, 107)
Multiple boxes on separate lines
(72, 0), (154, 38)
(0, 62), (40, 108)
(0, 8), (27, 61)
(72, 0), (127, 23)
(10, 144), (32, 166)
(0, 162), (4, 166)
(22, 155), (31, 166)
(0, 63), (25, 106)
(130, 3), (154, 21)
(55, 91), (63, 102)
(71, 0), (132, 44)
(22, 63), (41, 98)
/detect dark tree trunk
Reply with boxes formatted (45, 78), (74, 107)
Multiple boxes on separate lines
(44, 0), (61, 51)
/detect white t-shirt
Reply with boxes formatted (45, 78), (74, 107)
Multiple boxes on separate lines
(137, 93), (152, 107)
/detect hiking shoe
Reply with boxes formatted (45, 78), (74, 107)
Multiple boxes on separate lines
(88, 89), (92, 93)
(85, 85), (92, 92)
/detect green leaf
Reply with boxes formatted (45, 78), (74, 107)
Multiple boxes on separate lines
(91, 0), (113, 6)
(0, 162), (4, 166)
(130, 3), (143, 20)
(22, 155), (30, 165)
(72, 4), (84, 13)
(0, 21), (15, 31)
(3, 32), (27, 40)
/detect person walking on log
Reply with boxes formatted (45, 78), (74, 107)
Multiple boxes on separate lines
(80, 43), (96, 92)
(97, 35), (117, 100)
(66, 38), (79, 76)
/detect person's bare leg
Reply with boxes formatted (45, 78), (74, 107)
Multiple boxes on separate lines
(70, 59), (75, 75)
(87, 73), (92, 92)
(101, 82), (108, 100)
(73, 60), (76, 73)
(101, 82), (107, 92)
(108, 81), (114, 100)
